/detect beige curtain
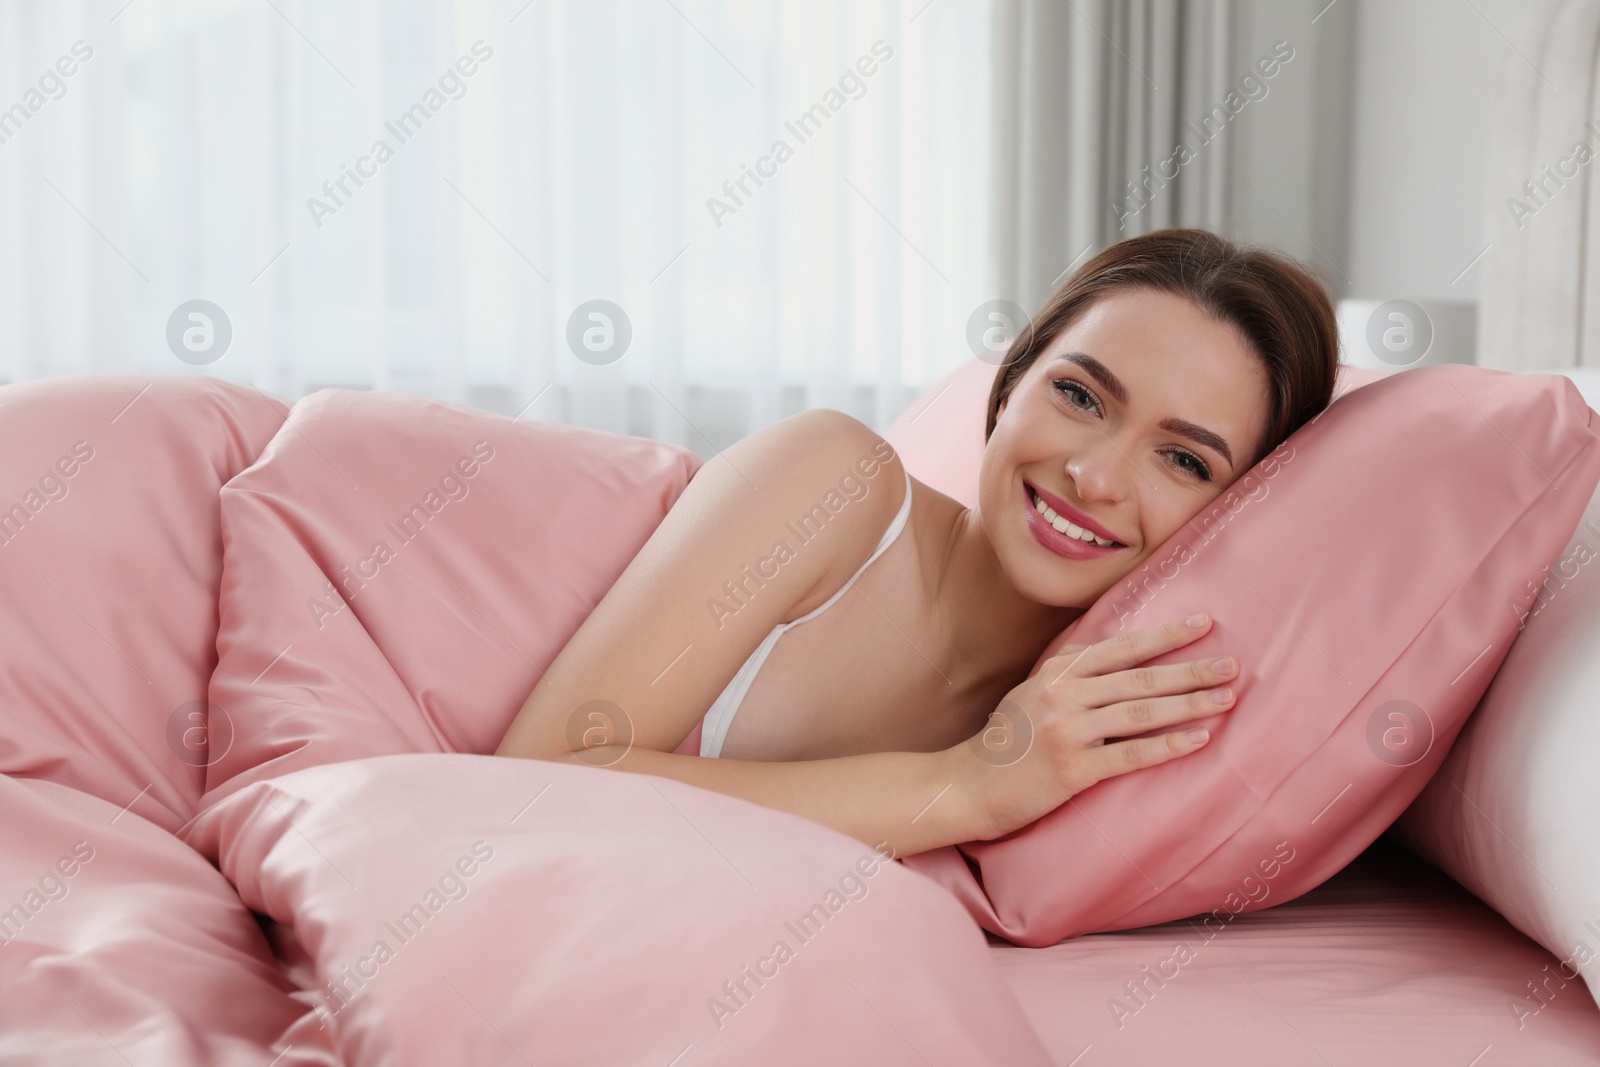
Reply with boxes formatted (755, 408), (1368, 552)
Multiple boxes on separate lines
(989, 0), (1354, 314)
(1477, 0), (1600, 371)
(991, 0), (1237, 313)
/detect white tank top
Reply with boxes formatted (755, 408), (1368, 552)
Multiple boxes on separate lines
(697, 467), (914, 758)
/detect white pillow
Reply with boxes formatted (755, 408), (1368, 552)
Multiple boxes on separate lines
(1554, 369), (1600, 408)
(1391, 368), (1600, 1017)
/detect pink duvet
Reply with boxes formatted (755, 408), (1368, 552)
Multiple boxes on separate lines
(0, 774), (329, 1067)
(7, 374), (1597, 1063)
(0, 375), (1052, 1065)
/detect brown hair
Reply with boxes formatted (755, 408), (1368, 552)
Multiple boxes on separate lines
(985, 228), (1339, 472)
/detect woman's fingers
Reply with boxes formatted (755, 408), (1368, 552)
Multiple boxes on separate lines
(1076, 653), (1238, 708)
(1077, 724), (1215, 787)
(1086, 686), (1235, 744)
(1043, 613), (1213, 684)
(1066, 685), (1233, 790)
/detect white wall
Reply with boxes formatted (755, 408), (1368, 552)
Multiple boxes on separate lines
(1344, 0), (1563, 302)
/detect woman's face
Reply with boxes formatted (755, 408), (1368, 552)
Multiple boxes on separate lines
(981, 287), (1271, 609)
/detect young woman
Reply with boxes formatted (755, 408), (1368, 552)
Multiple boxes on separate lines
(496, 228), (1338, 860)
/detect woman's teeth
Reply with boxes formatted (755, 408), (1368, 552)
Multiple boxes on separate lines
(1031, 488), (1115, 547)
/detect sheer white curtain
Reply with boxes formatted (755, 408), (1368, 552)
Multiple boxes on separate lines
(0, 0), (996, 454)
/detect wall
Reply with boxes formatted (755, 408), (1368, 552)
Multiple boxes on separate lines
(1342, 0), (1564, 302)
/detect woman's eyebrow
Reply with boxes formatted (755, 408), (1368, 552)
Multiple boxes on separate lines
(1055, 352), (1126, 404)
(1160, 417), (1234, 469)
(1053, 351), (1235, 469)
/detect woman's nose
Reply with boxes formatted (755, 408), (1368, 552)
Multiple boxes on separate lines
(1064, 436), (1133, 504)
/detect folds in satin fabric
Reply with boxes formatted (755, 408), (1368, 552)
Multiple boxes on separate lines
(896, 363), (1600, 948)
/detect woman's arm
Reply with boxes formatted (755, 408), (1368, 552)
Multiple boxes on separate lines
(496, 407), (1230, 855)
(494, 408), (990, 857)
(528, 742), (982, 859)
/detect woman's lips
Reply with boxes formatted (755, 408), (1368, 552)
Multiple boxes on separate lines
(1025, 480), (1121, 543)
(1022, 482), (1123, 560)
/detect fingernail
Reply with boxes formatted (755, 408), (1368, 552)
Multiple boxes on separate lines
(1187, 613), (1209, 628)
(1188, 728), (1210, 744)
(1211, 657), (1235, 675)
(1211, 687), (1234, 704)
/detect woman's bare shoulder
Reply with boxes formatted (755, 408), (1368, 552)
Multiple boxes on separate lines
(738, 408), (909, 524)
(736, 409), (910, 609)
(742, 408), (897, 466)
(495, 406), (908, 759)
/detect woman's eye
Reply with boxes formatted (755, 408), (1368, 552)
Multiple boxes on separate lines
(1052, 377), (1212, 482)
(1052, 378), (1098, 414)
(1166, 449), (1213, 482)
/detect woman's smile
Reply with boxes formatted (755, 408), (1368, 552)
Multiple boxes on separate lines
(1021, 480), (1126, 560)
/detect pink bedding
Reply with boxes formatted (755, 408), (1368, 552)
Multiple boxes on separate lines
(194, 384), (702, 811)
(0, 375), (1051, 1065)
(182, 753), (1052, 1066)
(996, 836), (1600, 1065)
(0, 373), (285, 832)
(0, 774), (332, 1066)
(3, 373), (1598, 1064)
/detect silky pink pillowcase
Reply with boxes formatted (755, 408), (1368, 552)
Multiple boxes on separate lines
(192, 387), (702, 818)
(0, 774), (323, 1067)
(0, 373), (286, 833)
(183, 753), (1054, 1067)
(885, 359), (1600, 946)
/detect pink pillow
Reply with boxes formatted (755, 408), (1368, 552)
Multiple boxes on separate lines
(196, 388), (701, 818)
(182, 752), (1054, 1066)
(882, 356), (997, 508)
(0, 373), (285, 833)
(888, 361), (1600, 946)
(0, 774), (323, 1064)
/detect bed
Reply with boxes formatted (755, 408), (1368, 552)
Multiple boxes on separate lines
(0, 369), (1596, 1065)
(993, 835), (1600, 1064)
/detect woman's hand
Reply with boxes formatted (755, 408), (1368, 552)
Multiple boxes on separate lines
(954, 612), (1237, 842)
